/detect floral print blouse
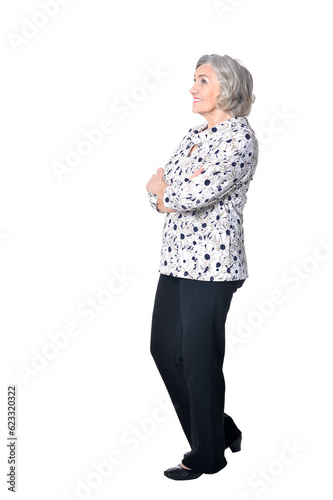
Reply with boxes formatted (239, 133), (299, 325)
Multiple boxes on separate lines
(147, 116), (259, 281)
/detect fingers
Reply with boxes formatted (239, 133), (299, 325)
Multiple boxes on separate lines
(146, 174), (156, 191)
(190, 166), (204, 179)
(157, 167), (164, 179)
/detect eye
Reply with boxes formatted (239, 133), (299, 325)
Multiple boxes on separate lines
(193, 78), (208, 84)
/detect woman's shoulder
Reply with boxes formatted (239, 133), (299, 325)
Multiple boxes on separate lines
(222, 116), (258, 145)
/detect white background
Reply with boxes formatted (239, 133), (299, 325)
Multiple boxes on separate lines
(0, 0), (332, 498)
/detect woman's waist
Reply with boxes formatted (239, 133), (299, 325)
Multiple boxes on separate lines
(164, 203), (245, 226)
(162, 221), (245, 246)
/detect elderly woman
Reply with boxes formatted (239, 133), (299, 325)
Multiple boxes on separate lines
(146, 53), (259, 481)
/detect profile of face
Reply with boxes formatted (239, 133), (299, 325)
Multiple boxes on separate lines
(190, 64), (222, 116)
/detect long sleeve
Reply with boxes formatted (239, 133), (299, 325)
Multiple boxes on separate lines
(163, 131), (257, 212)
(147, 190), (159, 211)
(146, 129), (193, 213)
(146, 136), (189, 213)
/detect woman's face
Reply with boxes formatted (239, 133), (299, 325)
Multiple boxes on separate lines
(190, 64), (221, 116)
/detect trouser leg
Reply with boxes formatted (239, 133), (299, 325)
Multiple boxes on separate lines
(150, 273), (192, 445)
(150, 273), (244, 474)
(179, 277), (245, 474)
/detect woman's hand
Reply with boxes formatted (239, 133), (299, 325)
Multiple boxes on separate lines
(146, 168), (169, 199)
(146, 168), (176, 213)
(190, 166), (205, 179)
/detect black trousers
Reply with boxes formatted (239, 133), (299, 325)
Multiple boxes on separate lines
(150, 273), (245, 474)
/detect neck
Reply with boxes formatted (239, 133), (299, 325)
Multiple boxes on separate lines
(200, 110), (233, 129)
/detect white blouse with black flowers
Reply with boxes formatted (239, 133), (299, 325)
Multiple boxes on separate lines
(147, 116), (259, 282)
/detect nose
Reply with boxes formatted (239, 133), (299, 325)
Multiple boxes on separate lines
(190, 81), (199, 95)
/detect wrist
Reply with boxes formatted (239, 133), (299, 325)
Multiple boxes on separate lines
(157, 196), (176, 214)
(156, 182), (169, 200)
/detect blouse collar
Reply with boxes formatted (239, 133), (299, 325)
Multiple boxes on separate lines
(187, 116), (249, 145)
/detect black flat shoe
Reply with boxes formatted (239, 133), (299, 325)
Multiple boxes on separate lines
(164, 464), (203, 480)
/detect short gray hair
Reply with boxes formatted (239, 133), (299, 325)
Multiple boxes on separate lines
(195, 54), (255, 117)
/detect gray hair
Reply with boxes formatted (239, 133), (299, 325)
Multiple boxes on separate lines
(195, 54), (255, 117)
